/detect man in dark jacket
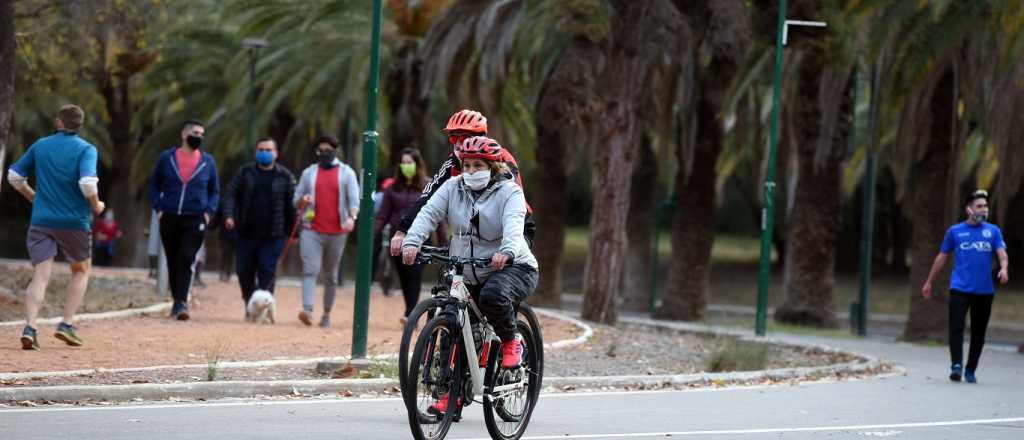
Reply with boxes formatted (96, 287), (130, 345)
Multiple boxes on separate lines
(223, 138), (297, 316)
(148, 120), (220, 320)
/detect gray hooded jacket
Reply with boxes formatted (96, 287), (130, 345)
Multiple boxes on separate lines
(403, 174), (537, 285)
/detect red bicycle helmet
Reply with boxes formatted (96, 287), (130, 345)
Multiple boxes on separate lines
(443, 109), (488, 134)
(456, 136), (503, 162)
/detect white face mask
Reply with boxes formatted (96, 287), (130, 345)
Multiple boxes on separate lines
(463, 170), (490, 190)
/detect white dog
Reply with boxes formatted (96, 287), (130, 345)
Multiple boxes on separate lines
(246, 290), (276, 324)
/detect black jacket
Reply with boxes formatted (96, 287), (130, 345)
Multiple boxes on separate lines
(223, 163), (297, 239)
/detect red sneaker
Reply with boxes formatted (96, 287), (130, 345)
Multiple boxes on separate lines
(500, 338), (523, 368)
(428, 393), (461, 415)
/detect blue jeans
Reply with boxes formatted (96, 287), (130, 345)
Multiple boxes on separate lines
(236, 237), (285, 305)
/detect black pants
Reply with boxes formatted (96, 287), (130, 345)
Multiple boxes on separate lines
(236, 237), (285, 306)
(473, 264), (538, 342)
(159, 214), (206, 307)
(391, 255), (425, 317)
(949, 290), (994, 372)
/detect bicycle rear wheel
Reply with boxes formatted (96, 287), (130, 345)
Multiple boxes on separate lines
(482, 311), (543, 440)
(406, 315), (464, 440)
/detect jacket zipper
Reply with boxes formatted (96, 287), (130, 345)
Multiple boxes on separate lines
(168, 153), (207, 215)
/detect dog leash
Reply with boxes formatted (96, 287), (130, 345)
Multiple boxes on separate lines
(278, 199), (308, 266)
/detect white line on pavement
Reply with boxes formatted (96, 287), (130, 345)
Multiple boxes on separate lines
(451, 417), (1024, 440)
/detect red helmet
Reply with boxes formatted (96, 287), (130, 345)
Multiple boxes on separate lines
(443, 109), (488, 134)
(456, 136), (503, 162)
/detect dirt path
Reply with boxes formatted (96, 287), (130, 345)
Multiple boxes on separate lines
(2, 279), (577, 374)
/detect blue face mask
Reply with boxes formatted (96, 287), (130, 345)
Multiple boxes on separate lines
(256, 151), (274, 166)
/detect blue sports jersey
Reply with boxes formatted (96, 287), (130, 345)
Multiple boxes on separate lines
(10, 132), (98, 231)
(940, 221), (1006, 294)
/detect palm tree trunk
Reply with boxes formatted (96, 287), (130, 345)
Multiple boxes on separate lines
(774, 57), (852, 328)
(385, 40), (427, 166)
(0, 0), (14, 197)
(581, 0), (681, 325)
(903, 69), (956, 342)
(530, 121), (569, 309)
(656, 135), (718, 321)
(621, 138), (657, 312)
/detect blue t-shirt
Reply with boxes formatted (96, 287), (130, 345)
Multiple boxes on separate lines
(941, 221), (1006, 294)
(10, 132), (98, 231)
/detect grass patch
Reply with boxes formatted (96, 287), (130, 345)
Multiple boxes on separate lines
(204, 342), (231, 382)
(361, 361), (400, 379)
(707, 340), (769, 372)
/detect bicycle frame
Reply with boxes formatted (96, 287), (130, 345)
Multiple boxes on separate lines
(420, 248), (529, 402)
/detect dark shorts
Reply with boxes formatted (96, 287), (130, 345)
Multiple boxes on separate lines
(27, 226), (92, 265)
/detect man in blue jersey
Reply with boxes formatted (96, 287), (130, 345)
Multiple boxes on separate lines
(7, 105), (105, 350)
(922, 189), (1009, 383)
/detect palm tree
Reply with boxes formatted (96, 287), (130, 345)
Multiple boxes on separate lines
(768, 0), (860, 328)
(579, 0), (687, 324)
(653, 0), (752, 321)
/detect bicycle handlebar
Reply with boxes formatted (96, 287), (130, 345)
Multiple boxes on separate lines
(414, 246), (511, 268)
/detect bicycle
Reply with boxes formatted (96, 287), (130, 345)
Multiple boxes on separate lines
(400, 246), (543, 440)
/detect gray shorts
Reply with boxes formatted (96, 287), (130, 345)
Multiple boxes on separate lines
(27, 226), (92, 265)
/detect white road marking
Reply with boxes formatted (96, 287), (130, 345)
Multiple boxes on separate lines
(451, 417), (1024, 440)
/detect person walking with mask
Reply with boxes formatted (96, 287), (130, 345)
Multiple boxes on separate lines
(148, 120), (220, 320)
(375, 148), (432, 322)
(8, 104), (105, 350)
(922, 189), (1009, 383)
(294, 135), (359, 327)
(223, 138), (297, 317)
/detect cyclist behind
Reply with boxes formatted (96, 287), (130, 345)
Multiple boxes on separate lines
(389, 109), (533, 256)
(401, 136), (538, 371)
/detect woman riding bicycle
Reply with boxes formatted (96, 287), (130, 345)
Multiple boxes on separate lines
(401, 136), (538, 372)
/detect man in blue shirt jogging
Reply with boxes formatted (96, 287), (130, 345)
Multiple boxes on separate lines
(921, 189), (1009, 383)
(6, 105), (105, 350)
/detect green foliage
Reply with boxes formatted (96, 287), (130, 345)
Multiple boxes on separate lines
(707, 339), (768, 372)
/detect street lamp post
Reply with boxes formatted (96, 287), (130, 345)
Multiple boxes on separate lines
(241, 38), (268, 151)
(351, 0), (385, 359)
(755, 2), (826, 336)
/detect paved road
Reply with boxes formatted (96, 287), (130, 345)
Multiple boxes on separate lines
(2, 334), (1022, 439)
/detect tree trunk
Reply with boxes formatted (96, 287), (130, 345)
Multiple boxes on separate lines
(620, 137), (657, 312)
(774, 56), (852, 328)
(656, 110), (720, 321)
(528, 33), (603, 309)
(0, 0), (14, 196)
(530, 119), (569, 309)
(581, 0), (681, 324)
(385, 40), (427, 167)
(903, 70), (956, 342)
(98, 68), (147, 267)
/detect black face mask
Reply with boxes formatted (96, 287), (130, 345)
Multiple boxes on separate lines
(318, 151), (336, 168)
(186, 135), (203, 150)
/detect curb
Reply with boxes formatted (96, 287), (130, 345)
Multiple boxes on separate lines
(0, 302), (172, 328)
(0, 359), (895, 403)
(0, 313), (893, 403)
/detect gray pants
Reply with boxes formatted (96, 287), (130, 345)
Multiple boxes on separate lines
(299, 229), (348, 313)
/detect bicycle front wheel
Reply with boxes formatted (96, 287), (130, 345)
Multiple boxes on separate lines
(483, 313), (543, 440)
(399, 297), (442, 401)
(406, 315), (464, 440)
